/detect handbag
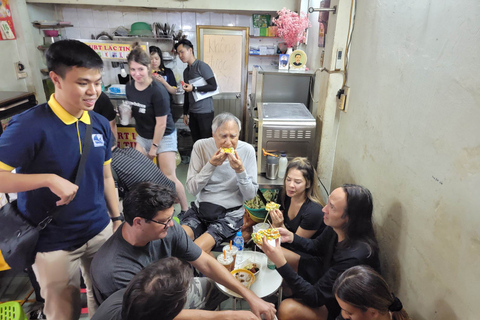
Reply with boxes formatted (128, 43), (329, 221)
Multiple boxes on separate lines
(0, 124), (93, 272)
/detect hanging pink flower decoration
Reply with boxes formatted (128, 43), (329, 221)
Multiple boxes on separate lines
(272, 8), (311, 48)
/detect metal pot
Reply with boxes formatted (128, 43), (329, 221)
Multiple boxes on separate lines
(172, 92), (184, 105)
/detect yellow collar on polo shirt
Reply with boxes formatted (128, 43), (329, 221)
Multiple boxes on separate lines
(48, 94), (91, 125)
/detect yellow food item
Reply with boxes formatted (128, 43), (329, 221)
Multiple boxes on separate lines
(221, 147), (235, 154)
(252, 228), (280, 245)
(265, 201), (280, 212)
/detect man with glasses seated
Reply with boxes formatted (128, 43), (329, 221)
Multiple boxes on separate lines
(90, 182), (276, 320)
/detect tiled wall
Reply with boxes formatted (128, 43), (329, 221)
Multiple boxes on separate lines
(59, 6), (277, 88)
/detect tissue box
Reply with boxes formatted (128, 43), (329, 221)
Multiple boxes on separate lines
(259, 46), (268, 55)
(266, 46), (276, 55)
(249, 47), (260, 55)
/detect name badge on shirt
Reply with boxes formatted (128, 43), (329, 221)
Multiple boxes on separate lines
(92, 134), (104, 147)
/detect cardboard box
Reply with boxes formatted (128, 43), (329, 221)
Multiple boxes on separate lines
(268, 26), (278, 37)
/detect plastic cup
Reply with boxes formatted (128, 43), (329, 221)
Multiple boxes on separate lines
(223, 245), (238, 265)
(253, 222), (270, 234)
(217, 253), (235, 271)
(118, 103), (132, 126)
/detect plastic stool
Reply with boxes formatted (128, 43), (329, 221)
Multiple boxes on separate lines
(0, 301), (27, 320)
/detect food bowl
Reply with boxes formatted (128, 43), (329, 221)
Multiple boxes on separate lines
(130, 22), (153, 36)
(252, 228), (281, 247)
(245, 206), (267, 222)
(43, 30), (59, 37)
(252, 222), (270, 234)
(231, 269), (255, 289)
(240, 261), (260, 276)
(244, 188), (279, 223)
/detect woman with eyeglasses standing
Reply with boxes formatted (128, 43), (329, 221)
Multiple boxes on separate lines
(125, 43), (188, 214)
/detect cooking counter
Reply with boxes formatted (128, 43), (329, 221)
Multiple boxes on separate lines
(104, 91), (184, 123)
(257, 174), (283, 190)
(0, 91), (37, 135)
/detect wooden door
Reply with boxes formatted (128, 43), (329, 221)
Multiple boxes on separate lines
(197, 26), (249, 138)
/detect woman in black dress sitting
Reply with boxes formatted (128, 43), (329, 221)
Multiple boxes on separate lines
(270, 157), (325, 239)
(261, 184), (380, 320)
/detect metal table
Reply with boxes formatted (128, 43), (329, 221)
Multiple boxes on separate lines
(215, 251), (283, 310)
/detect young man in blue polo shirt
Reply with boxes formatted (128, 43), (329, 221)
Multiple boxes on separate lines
(0, 40), (121, 320)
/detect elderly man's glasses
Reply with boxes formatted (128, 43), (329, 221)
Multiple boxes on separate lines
(145, 214), (174, 229)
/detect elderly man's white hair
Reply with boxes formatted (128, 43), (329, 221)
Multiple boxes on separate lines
(211, 112), (242, 133)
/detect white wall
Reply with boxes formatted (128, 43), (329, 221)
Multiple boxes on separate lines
(328, 0), (480, 319)
(0, 1), (28, 92)
(0, 1), (54, 101)
(58, 6), (264, 88)
(27, 0), (298, 12)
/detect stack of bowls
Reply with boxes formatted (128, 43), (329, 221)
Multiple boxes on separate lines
(129, 22), (153, 36)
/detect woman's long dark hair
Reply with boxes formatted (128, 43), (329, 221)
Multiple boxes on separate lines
(281, 157), (323, 207)
(340, 184), (378, 255)
(334, 266), (411, 320)
(149, 45), (166, 70)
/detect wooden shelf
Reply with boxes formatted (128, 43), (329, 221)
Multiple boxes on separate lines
(33, 23), (73, 29)
(249, 54), (279, 57)
(249, 36), (280, 39)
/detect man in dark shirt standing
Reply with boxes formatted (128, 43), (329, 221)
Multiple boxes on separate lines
(175, 39), (218, 143)
(94, 92), (118, 140)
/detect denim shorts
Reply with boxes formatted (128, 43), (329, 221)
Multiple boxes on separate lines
(136, 129), (178, 154)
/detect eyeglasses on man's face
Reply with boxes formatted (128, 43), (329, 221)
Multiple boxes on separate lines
(145, 214), (174, 229)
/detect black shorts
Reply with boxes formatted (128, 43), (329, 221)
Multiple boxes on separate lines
(179, 202), (243, 246)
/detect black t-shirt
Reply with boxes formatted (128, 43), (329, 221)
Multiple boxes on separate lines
(126, 80), (174, 139)
(283, 198), (325, 239)
(94, 92), (116, 121)
(277, 227), (380, 320)
(90, 289), (124, 320)
(90, 222), (202, 304)
(153, 67), (177, 87)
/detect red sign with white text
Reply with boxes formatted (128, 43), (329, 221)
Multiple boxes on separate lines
(0, 0), (16, 40)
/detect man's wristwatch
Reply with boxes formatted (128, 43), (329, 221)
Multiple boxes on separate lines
(111, 215), (124, 222)
(193, 85), (197, 92)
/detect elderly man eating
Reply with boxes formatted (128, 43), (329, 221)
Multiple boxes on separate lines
(180, 112), (257, 253)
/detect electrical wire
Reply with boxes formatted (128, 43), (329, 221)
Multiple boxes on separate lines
(310, 0), (357, 102)
(317, 176), (329, 199)
(343, 0), (356, 88)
